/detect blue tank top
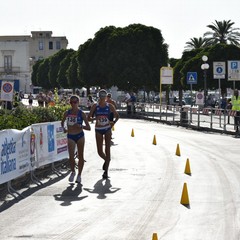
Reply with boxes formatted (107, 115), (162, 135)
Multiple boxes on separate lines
(66, 109), (83, 126)
(95, 103), (111, 129)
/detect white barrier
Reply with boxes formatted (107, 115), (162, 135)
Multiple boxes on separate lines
(0, 121), (68, 185)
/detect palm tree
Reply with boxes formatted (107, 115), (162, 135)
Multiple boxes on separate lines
(184, 37), (208, 51)
(204, 20), (240, 46)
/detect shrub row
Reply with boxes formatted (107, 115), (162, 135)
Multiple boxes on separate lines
(0, 104), (69, 130)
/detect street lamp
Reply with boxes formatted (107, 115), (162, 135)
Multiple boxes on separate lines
(201, 55), (209, 106)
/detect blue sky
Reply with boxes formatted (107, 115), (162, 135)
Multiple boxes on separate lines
(1, 0), (240, 58)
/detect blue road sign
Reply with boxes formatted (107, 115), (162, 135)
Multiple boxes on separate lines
(187, 72), (197, 84)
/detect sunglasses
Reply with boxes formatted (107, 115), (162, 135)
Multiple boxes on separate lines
(70, 101), (78, 104)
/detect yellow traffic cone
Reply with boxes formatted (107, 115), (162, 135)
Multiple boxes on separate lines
(152, 135), (157, 145)
(176, 143), (181, 156)
(131, 128), (134, 137)
(180, 182), (190, 205)
(184, 158), (191, 175)
(152, 233), (158, 240)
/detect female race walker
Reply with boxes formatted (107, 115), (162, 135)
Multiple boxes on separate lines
(61, 95), (91, 184)
(88, 89), (119, 179)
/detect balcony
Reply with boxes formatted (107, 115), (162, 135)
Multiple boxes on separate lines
(0, 67), (21, 74)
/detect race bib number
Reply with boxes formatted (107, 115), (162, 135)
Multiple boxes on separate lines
(97, 115), (109, 126)
(67, 114), (77, 126)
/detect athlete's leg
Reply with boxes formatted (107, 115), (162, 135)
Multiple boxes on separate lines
(95, 131), (107, 161)
(104, 129), (112, 171)
(67, 138), (76, 172)
(76, 136), (85, 176)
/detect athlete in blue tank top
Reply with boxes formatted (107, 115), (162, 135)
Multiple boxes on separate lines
(61, 95), (91, 184)
(88, 89), (119, 179)
(94, 102), (112, 134)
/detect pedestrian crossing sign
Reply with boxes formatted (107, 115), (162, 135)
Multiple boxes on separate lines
(187, 72), (197, 84)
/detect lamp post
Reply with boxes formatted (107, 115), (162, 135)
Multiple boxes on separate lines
(201, 55), (209, 106)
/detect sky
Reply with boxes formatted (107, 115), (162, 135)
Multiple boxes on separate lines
(1, 0), (240, 59)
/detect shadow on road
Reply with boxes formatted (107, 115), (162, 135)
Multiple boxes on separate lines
(84, 179), (121, 199)
(54, 183), (88, 206)
(0, 170), (69, 213)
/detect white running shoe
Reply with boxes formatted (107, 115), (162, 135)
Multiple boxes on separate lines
(68, 172), (76, 182)
(75, 175), (81, 184)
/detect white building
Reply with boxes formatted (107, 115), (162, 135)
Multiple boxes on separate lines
(0, 31), (68, 93)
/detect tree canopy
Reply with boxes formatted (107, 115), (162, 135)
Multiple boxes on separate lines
(77, 24), (168, 92)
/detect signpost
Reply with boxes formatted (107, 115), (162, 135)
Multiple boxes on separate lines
(228, 60), (240, 89)
(160, 67), (173, 105)
(187, 72), (197, 106)
(213, 61), (226, 101)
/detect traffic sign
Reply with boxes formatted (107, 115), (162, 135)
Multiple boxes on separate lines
(228, 60), (240, 81)
(213, 62), (225, 79)
(187, 72), (197, 84)
(160, 67), (173, 84)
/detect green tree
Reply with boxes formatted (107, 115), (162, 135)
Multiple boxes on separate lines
(184, 37), (208, 52)
(57, 51), (74, 89)
(66, 52), (84, 89)
(36, 59), (51, 89)
(31, 60), (43, 86)
(48, 49), (75, 88)
(175, 44), (240, 94)
(77, 24), (168, 93)
(204, 20), (240, 46)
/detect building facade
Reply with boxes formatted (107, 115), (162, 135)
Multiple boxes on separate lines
(0, 31), (68, 93)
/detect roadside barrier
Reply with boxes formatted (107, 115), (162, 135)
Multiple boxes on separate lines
(0, 121), (68, 198)
(119, 102), (237, 134)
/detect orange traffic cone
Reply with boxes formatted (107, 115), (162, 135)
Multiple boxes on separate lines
(176, 143), (181, 156)
(180, 182), (190, 205)
(152, 135), (157, 145)
(184, 158), (191, 175)
(131, 128), (134, 137)
(152, 233), (158, 240)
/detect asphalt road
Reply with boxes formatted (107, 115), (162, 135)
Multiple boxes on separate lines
(0, 119), (240, 240)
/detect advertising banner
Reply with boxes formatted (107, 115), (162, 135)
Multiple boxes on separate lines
(54, 121), (68, 161)
(32, 121), (68, 168)
(0, 127), (31, 184)
(32, 123), (56, 168)
(0, 121), (68, 185)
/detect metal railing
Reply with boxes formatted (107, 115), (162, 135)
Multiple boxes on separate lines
(118, 102), (238, 135)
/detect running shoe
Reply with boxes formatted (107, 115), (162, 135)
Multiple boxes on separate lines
(75, 175), (81, 184)
(102, 171), (109, 179)
(68, 172), (76, 182)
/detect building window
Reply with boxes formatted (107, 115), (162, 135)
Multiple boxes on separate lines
(56, 41), (61, 50)
(49, 41), (53, 50)
(4, 55), (12, 72)
(39, 41), (44, 50)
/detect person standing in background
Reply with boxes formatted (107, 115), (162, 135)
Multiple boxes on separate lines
(28, 92), (34, 108)
(106, 93), (117, 121)
(231, 89), (240, 136)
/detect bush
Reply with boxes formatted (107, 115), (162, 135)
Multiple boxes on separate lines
(0, 105), (69, 130)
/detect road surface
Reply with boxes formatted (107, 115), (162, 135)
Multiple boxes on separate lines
(0, 119), (240, 240)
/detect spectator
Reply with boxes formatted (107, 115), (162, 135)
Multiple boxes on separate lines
(128, 92), (136, 114)
(231, 89), (240, 136)
(206, 94), (215, 108)
(37, 92), (45, 107)
(28, 92), (34, 107)
(87, 95), (95, 111)
(220, 97), (227, 109)
(226, 98), (232, 124)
